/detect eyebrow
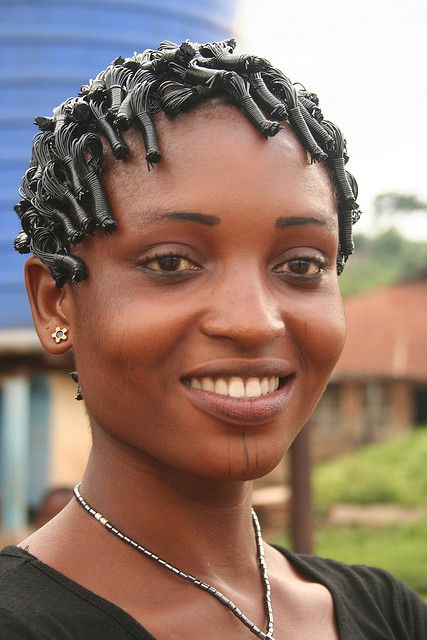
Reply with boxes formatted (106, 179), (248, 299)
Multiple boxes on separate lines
(276, 216), (331, 229)
(141, 211), (332, 230)
(157, 212), (220, 226)
(275, 216), (331, 229)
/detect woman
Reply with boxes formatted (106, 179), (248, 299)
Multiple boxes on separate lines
(1, 39), (426, 639)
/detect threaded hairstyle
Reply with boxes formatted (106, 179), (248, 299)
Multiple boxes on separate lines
(13, 38), (361, 287)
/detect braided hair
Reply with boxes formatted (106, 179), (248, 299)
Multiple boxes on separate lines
(13, 38), (361, 287)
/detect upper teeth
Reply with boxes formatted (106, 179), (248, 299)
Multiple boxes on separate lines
(189, 376), (280, 398)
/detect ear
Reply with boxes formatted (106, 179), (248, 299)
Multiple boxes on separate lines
(24, 256), (75, 354)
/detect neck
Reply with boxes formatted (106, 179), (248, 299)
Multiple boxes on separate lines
(79, 427), (258, 581)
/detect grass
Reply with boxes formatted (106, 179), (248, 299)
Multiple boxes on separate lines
(313, 428), (427, 515)
(274, 429), (427, 596)
(274, 518), (427, 597)
(316, 519), (427, 597)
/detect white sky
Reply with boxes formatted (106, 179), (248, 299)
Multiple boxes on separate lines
(235, 0), (427, 239)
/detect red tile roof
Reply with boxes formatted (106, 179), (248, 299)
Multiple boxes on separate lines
(333, 281), (427, 382)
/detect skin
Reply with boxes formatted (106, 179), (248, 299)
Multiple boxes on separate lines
(21, 102), (345, 639)
(33, 488), (73, 529)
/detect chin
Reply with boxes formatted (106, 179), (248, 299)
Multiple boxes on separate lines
(184, 437), (290, 483)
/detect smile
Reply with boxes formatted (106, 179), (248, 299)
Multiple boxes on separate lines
(180, 373), (295, 425)
(184, 375), (280, 398)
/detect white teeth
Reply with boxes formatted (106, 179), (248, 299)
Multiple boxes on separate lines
(188, 375), (280, 398)
(214, 378), (228, 395)
(245, 377), (262, 397)
(201, 377), (215, 391)
(260, 377), (270, 395)
(268, 376), (277, 393)
(228, 377), (245, 398)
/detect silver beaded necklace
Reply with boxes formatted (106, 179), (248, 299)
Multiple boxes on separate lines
(73, 483), (275, 639)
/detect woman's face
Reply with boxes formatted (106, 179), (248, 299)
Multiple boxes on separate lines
(67, 103), (346, 481)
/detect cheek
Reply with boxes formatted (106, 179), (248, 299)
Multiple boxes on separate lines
(308, 296), (345, 366)
(288, 283), (346, 376)
(71, 272), (196, 414)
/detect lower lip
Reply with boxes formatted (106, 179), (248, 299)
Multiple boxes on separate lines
(180, 377), (295, 425)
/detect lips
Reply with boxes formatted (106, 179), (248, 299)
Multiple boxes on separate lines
(180, 359), (296, 425)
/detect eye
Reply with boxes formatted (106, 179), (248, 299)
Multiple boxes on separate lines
(140, 252), (200, 273)
(274, 257), (326, 277)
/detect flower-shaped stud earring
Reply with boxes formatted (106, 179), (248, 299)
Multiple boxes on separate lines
(52, 326), (68, 344)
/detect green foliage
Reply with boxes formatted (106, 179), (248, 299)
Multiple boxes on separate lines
(275, 430), (427, 596)
(278, 519), (427, 596)
(314, 519), (427, 595)
(313, 429), (427, 514)
(274, 519), (427, 596)
(340, 228), (427, 297)
(374, 192), (427, 217)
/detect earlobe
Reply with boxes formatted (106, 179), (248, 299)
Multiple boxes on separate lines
(24, 256), (74, 354)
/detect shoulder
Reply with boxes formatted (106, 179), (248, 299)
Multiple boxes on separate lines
(0, 545), (90, 636)
(274, 545), (427, 638)
(0, 546), (47, 638)
(0, 545), (154, 639)
(0, 606), (44, 640)
(0, 545), (36, 598)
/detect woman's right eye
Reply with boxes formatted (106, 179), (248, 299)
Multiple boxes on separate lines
(140, 253), (201, 274)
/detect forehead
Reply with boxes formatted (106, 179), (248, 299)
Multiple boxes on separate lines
(101, 100), (337, 229)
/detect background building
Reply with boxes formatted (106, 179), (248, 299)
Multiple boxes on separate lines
(312, 273), (427, 459)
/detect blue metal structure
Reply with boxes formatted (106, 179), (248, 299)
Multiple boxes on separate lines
(0, 0), (236, 328)
(0, 377), (31, 533)
(0, 375), (50, 533)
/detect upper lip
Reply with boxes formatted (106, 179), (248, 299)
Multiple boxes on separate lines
(181, 358), (296, 381)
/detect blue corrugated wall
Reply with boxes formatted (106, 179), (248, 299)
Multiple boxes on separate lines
(0, 0), (236, 328)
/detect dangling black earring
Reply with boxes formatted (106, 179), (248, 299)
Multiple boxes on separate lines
(70, 371), (83, 400)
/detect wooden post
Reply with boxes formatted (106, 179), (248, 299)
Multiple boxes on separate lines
(289, 424), (314, 554)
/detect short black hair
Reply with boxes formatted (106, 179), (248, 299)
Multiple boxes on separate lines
(13, 38), (361, 287)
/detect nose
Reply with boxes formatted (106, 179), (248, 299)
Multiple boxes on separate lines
(200, 265), (286, 349)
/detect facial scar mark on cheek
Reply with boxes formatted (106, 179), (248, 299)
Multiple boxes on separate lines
(241, 432), (249, 477)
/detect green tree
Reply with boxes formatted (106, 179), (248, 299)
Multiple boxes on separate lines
(374, 192), (427, 219)
(339, 228), (427, 297)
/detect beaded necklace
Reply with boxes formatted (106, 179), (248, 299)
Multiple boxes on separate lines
(73, 483), (275, 639)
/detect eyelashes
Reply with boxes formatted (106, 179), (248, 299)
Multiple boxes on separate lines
(138, 250), (328, 282)
(274, 256), (328, 277)
(139, 251), (201, 275)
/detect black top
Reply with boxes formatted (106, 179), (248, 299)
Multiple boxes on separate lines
(0, 544), (426, 639)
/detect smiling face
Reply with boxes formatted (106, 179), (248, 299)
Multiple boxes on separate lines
(63, 102), (346, 481)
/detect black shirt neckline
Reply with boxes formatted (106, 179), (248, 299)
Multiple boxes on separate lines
(1, 544), (348, 640)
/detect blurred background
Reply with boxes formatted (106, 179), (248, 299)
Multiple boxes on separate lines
(1, 0), (426, 598)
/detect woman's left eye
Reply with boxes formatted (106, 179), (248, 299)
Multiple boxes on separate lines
(274, 257), (325, 277)
(141, 253), (200, 273)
